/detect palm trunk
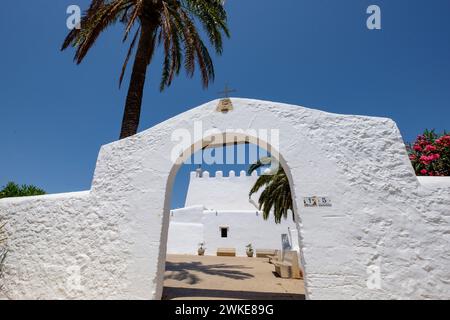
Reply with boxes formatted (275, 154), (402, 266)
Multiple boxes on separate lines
(119, 21), (156, 139)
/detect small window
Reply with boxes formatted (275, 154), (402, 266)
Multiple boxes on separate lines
(220, 227), (229, 238)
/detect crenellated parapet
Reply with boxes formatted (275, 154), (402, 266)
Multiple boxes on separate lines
(185, 169), (261, 211)
(189, 170), (259, 180)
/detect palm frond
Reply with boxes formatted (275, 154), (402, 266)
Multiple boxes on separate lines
(248, 159), (294, 224)
(63, 0), (229, 89)
(119, 26), (140, 88)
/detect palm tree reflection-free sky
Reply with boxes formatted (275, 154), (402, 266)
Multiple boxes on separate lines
(0, 0), (449, 209)
(62, 0), (229, 139)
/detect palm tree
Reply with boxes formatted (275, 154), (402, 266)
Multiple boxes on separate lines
(62, 0), (230, 139)
(248, 158), (294, 224)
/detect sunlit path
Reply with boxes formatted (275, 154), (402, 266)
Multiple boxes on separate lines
(163, 255), (305, 300)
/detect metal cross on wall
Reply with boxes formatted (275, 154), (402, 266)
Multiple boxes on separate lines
(218, 84), (237, 99)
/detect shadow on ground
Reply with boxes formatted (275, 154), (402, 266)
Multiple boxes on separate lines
(162, 287), (306, 300)
(165, 261), (254, 285)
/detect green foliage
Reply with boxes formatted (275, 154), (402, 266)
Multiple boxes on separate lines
(407, 129), (450, 176)
(62, 0), (230, 91)
(0, 182), (46, 199)
(248, 158), (294, 224)
(62, 0), (230, 138)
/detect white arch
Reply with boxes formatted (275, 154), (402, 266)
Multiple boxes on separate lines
(160, 131), (308, 299)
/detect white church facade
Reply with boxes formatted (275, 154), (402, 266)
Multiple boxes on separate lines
(167, 169), (298, 257)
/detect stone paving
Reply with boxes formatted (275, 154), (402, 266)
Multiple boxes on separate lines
(163, 255), (305, 300)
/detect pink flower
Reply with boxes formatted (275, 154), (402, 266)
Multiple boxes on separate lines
(420, 154), (440, 163)
(413, 145), (422, 152)
(420, 155), (431, 164)
(410, 131), (448, 177)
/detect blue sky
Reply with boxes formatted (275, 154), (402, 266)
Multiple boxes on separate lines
(0, 0), (449, 208)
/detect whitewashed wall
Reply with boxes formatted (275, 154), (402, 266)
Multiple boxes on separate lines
(184, 170), (261, 211)
(0, 98), (449, 300)
(166, 206), (204, 255)
(0, 191), (131, 299)
(167, 206), (297, 256)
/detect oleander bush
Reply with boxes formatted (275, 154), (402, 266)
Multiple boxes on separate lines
(408, 130), (450, 176)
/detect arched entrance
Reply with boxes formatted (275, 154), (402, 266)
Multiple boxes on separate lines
(90, 98), (368, 299)
(159, 132), (306, 299)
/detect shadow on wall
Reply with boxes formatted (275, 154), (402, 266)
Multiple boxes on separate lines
(164, 261), (254, 285)
(162, 287), (306, 300)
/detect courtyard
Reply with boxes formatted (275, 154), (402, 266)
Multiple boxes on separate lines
(162, 255), (306, 300)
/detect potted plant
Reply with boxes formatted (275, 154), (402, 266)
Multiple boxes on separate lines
(246, 244), (254, 257)
(198, 242), (206, 256)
